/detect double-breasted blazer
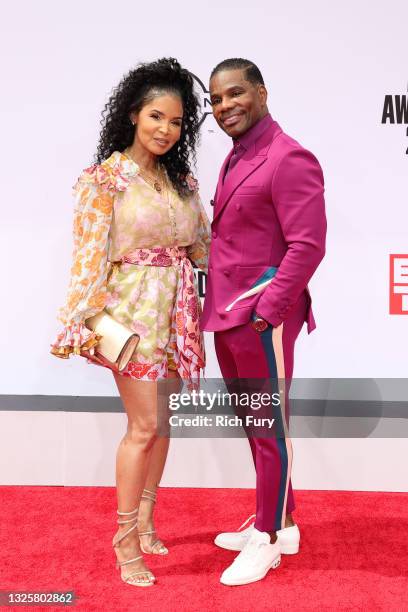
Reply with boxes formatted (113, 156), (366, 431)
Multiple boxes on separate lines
(201, 114), (327, 333)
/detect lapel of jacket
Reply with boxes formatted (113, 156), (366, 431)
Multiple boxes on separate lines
(213, 150), (233, 216)
(213, 119), (283, 223)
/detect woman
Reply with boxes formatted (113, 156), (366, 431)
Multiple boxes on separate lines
(51, 58), (210, 587)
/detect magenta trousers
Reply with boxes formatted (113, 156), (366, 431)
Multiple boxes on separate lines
(214, 292), (308, 532)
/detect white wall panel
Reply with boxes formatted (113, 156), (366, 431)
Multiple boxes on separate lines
(1, 412), (407, 492)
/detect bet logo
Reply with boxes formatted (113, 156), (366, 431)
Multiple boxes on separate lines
(191, 73), (213, 126)
(389, 254), (408, 315)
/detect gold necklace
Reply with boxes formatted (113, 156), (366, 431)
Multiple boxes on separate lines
(139, 166), (164, 193)
(125, 149), (165, 193)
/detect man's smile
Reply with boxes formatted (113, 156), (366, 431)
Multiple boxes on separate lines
(222, 111), (245, 127)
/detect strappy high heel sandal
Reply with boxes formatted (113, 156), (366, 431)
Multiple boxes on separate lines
(138, 488), (168, 555)
(112, 507), (156, 586)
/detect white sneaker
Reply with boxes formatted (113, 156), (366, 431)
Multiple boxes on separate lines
(214, 514), (300, 554)
(220, 528), (281, 586)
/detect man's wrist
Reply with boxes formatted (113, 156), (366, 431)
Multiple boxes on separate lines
(251, 312), (269, 333)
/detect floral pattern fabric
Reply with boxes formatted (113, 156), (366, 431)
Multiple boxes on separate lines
(51, 151), (211, 381)
(108, 246), (204, 382)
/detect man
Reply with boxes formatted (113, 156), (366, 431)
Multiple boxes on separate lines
(201, 58), (326, 586)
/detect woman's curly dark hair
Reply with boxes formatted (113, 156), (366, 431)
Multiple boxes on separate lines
(95, 57), (200, 198)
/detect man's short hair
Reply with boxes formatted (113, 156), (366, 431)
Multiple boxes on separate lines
(210, 58), (264, 86)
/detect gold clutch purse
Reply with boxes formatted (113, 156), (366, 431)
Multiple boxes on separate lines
(84, 311), (139, 373)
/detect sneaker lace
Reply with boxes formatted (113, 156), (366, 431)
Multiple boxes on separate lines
(238, 536), (268, 562)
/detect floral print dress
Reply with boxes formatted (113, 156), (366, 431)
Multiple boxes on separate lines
(51, 151), (211, 381)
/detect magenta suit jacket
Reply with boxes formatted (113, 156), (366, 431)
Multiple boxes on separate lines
(201, 115), (327, 333)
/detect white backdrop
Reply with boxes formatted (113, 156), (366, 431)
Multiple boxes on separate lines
(1, 0), (407, 489)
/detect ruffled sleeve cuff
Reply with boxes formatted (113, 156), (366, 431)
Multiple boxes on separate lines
(50, 322), (101, 359)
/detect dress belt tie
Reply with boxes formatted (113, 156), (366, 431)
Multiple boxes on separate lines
(112, 246), (205, 382)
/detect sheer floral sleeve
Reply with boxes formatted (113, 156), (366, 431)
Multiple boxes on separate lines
(51, 152), (139, 359)
(186, 176), (211, 274)
(51, 169), (114, 358)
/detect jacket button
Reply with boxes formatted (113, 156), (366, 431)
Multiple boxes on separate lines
(223, 270), (230, 276)
(226, 236), (232, 243)
(212, 231), (217, 239)
(236, 203), (241, 211)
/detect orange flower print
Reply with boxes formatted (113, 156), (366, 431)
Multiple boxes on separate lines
(83, 211), (97, 225)
(67, 289), (82, 311)
(73, 215), (82, 235)
(85, 250), (103, 271)
(94, 226), (105, 242)
(176, 311), (184, 336)
(71, 258), (82, 277)
(79, 187), (91, 204)
(88, 291), (105, 310)
(92, 193), (113, 214)
(82, 230), (93, 244)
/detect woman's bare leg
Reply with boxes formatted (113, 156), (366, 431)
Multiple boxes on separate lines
(112, 373), (162, 585)
(138, 371), (181, 553)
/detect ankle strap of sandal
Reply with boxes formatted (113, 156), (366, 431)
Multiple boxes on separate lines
(117, 507), (138, 524)
(113, 507), (139, 547)
(116, 554), (142, 567)
(141, 488), (157, 503)
(117, 507), (139, 515)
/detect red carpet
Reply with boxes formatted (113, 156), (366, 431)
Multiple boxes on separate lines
(0, 487), (407, 611)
